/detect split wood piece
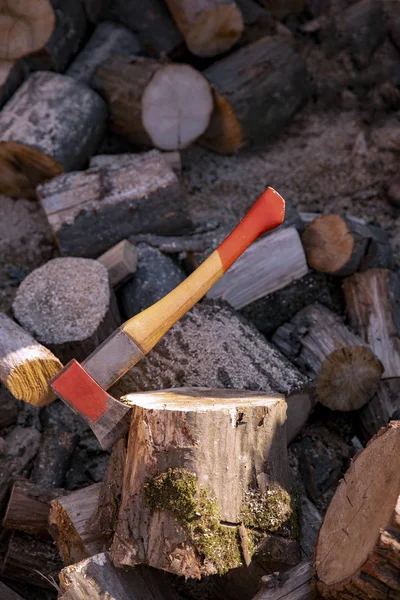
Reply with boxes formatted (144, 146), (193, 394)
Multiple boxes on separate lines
(111, 388), (294, 577)
(0, 60), (28, 110)
(164, 0), (244, 57)
(301, 214), (392, 276)
(0, 0), (55, 60)
(90, 149), (182, 175)
(253, 560), (315, 600)
(98, 240), (138, 288)
(358, 377), (400, 440)
(200, 36), (310, 152)
(13, 258), (121, 364)
(31, 428), (79, 488)
(3, 479), (66, 539)
(0, 386), (17, 429)
(66, 21), (140, 86)
(272, 303), (383, 411)
(0, 312), (62, 407)
(93, 55), (213, 150)
(103, 0), (183, 58)
(25, 0), (87, 73)
(207, 226), (308, 309)
(59, 553), (181, 600)
(0, 582), (26, 600)
(343, 269), (400, 378)
(49, 483), (104, 565)
(286, 392), (317, 444)
(314, 421), (400, 599)
(1, 531), (63, 590)
(86, 437), (127, 548)
(38, 155), (192, 258)
(0, 71), (107, 199)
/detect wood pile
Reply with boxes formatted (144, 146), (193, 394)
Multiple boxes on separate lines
(0, 0), (400, 599)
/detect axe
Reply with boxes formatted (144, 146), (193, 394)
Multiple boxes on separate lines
(50, 187), (285, 450)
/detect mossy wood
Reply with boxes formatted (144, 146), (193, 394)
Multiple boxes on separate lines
(314, 421), (400, 599)
(110, 388), (296, 578)
(272, 303), (383, 411)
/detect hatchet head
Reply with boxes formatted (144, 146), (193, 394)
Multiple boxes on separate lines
(50, 187), (286, 450)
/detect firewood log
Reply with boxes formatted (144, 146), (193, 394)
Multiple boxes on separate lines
(301, 214), (392, 276)
(0, 60), (28, 110)
(38, 154), (192, 258)
(111, 388), (295, 577)
(272, 303), (383, 411)
(82, 0), (110, 23)
(0, 312), (62, 407)
(0, 386), (17, 429)
(252, 560), (315, 600)
(1, 531), (63, 590)
(90, 149), (182, 176)
(343, 269), (400, 378)
(0, 582), (26, 600)
(25, 0), (87, 73)
(0, 72), (107, 199)
(3, 479), (65, 539)
(66, 22), (140, 86)
(12, 258), (121, 363)
(164, 0), (244, 57)
(358, 378), (400, 440)
(98, 240), (138, 288)
(58, 553), (181, 600)
(299, 496), (322, 558)
(313, 421), (400, 599)
(93, 55), (213, 150)
(49, 483), (105, 565)
(199, 36), (310, 152)
(31, 428), (78, 488)
(206, 227), (308, 309)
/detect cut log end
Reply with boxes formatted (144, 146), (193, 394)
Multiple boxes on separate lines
(198, 88), (243, 154)
(0, 0), (55, 60)
(0, 141), (63, 199)
(301, 214), (354, 274)
(317, 345), (383, 411)
(185, 5), (244, 57)
(7, 355), (61, 406)
(142, 64), (213, 150)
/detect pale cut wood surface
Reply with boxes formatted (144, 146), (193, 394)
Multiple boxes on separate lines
(207, 227), (308, 308)
(0, 312), (61, 406)
(0, 0), (55, 60)
(343, 269), (400, 378)
(165, 0), (244, 57)
(314, 421), (400, 599)
(252, 560), (314, 600)
(98, 240), (138, 288)
(49, 483), (104, 565)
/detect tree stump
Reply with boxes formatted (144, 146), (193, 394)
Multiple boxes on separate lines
(0, 312), (62, 407)
(164, 0), (244, 57)
(314, 421), (400, 599)
(12, 258), (121, 363)
(93, 55), (213, 150)
(272, 303), (383, 411)
(110, 388), (295, 578)
(0, 71), (107, 199)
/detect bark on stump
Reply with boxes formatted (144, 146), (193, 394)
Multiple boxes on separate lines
(272, 303), (383, 411)
(200, 35), (310, 152)
(93, 55), (213, 150)
(111, 388), (294, 578)
(314, 421), (400, 599)
(0, 312), (62, 407)
(38, 153), (192, 258)
(164, 0), (244, 57)
(301, 214), (392, 276)
(12, 258), (121, 363)
(0, 71), (107, 199)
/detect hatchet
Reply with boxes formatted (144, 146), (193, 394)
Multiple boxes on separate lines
(50, 187), (285, 450)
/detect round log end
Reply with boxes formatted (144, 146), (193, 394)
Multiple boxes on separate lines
(301, 215), (354, 275)
(199, 88), (243, 154)
(186, 5), (244, 57)
(142, 64), (213, 150)
(7, 354), (62, 406)
(0, 141), (63, 199)
(317, 345), (383, 411)
(314, 421), (400, 599)
(0, 0), (55, 60)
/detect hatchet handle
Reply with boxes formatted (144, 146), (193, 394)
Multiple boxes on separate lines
(122, 187), (285, 354)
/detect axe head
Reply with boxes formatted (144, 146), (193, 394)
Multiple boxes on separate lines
(50, 359), (132, 451)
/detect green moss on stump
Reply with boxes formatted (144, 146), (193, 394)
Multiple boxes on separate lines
(242, 485), (293, 532)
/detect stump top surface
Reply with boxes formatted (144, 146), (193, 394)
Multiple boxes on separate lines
(13, 257), (111, 344)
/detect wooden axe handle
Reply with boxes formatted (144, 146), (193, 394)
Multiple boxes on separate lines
(122, 187), (285, 353)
